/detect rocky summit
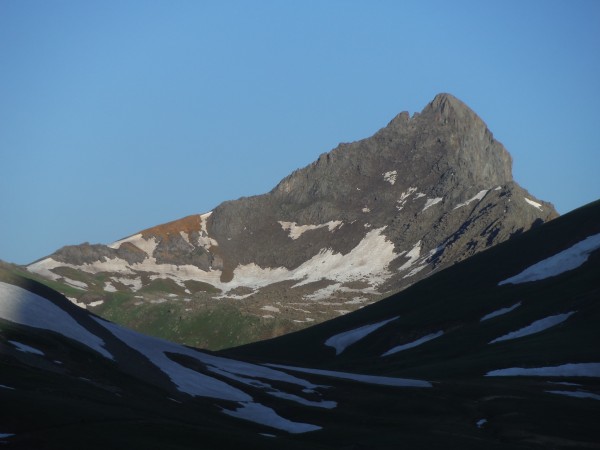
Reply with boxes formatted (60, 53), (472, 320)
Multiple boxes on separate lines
(26, 93), (558, 348)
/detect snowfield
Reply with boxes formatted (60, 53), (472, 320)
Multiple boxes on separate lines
(8, 340), (45, 356)
(0, 282), (113, 359)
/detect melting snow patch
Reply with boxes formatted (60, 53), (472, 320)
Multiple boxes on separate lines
(0, 433), (14, 439)
(261, 305), (280, 313)
(414, 192), (426, 199)
(8, 340), (45, 356)
(381, 331), (444, 357)
(486, 363), (600, 377)
(88, 300), (104, 307)
(0, 282), (113, 359)
(222, 402), (321, 433)
(499, 233), (600, 285)
(546, 390), (600, 401)
(476, 419), (488, 428)
(454, 190), (489, 210)
(489, 311), (575, 344)
(480, 302), (522, 321)
(325, 316), (399, 355)
(524, 198), (543, 210)
(63, 278), (88, 289)
(383, 170), (397, 185)
(398, 241), (422, 271)
(362, 207), (371, 213)
(422, 197), (443, 211)
(278, 220), (343, 240)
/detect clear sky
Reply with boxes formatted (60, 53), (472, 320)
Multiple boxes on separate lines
(1, 1), (599, 265)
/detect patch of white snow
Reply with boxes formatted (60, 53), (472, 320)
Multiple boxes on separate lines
(422, 197), (443, 211)
(0, 282), (113, 359)
(524, 198), (543, 210)
(499, 233), (600, 285)
(480, 302), (522, 321)
(454, 190), (489, 210)
(383, 170), (397, 185)
(8, 340), (45, 356)
(381, 331), (444, 357)
(489, 311), (575, 344)
(546, 390), (600, 401)
(325, 316), (399, 355)
(486, 363), (600, 377)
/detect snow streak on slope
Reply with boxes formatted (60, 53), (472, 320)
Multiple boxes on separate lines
(499, 233), (600, 285)
(0, 282), (113, 359)
(454, 189), (489, 209)
(325, 316), (399, 355)
(93, 317), (331, 432)
(8, 340), (45, 356)
(546, 390), (600, 401)
(381, 331), (444, 357)
(489, 311), (576, 343)
(486, 363), (600, 377)
(265, 364), (432, 388)
(480, 302), (521, 321)
(278, 220), (343, 240)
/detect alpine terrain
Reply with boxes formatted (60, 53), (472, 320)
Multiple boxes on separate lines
(26, 94), (557, 349)
(1, 199), (599, 449)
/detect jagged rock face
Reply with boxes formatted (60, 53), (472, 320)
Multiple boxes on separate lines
(27, 93), (558, 334)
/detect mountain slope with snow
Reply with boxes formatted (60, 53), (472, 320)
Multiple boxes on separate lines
(2, 199), (599, 449)
(26, 94), (557, 349)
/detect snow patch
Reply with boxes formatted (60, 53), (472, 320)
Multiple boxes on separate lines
(422, 197), (443, 211)
(381, 331), (444, 357)
(499, 233), (600, 285)
(88, 300), (104, 307)
(222, 402), (321, 433)
(261, 305), (280, 313)
(8, 340), (45, 356)
(546, 390), (600, 401)
(0, 282), (113, 359)
(486, 363), (600, 377)
(524, 197), (543, 210)
(489, 311), (575, 343)
(476, 419), (488, 428)
(383, 170), (397, 185)
(278, 220), (343, 240)
(398, 241), (421, 271)
(454, 189), (489, 209)
(325, 316), (399, 355)
(480, 302), (521, 321)
(362, 207), (371, 213)
(104, 282), (117, 292)
(266, 364), (432, 388)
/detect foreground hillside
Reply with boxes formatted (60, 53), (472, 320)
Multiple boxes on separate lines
(1, 200), (598, 449)
(24, 94), (556, 349)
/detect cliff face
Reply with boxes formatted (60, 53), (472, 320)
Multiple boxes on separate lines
(27, 93), (558, 345)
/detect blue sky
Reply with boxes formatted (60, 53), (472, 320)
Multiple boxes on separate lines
(1, 0), (599, 264)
